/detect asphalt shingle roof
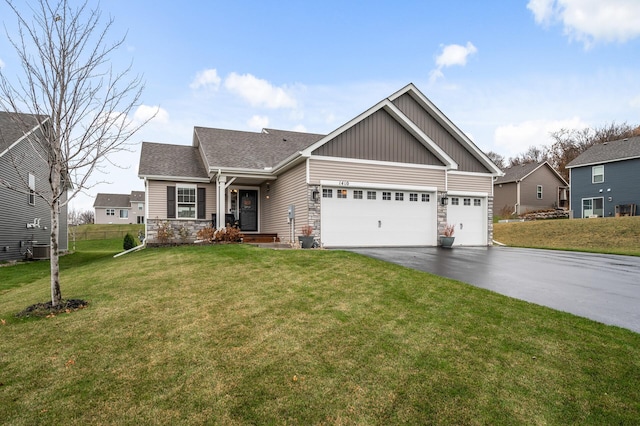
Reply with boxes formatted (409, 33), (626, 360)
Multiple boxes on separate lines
(567, 136), (640, 168)
(138, 142), (209, 179)
(94, 193), (132, 208)
(494, 162), (544, 184)
(195, 127), (325, 170)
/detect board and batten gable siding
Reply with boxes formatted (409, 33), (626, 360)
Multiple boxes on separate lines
(260, 161), (308, 242)
(392, 93), (489, 173)
(570, 158), (640, 218)
(312, 109), (445, 167)
(0, 136), (67, 261)
(308, 158), (446, 189)
(146, 180), (216, 220)
(447, 173), (493, 194)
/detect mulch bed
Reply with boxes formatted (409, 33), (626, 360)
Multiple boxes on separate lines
(15, 299), (89, 318)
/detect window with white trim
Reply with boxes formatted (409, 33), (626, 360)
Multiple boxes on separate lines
(537, 185), (543, 199)
(120, 209), (128, 219)
(323, 188), (333, 198)
(28, 173), (35, 205)
(106, 209), (115, 216)
(592, 165), (604, 183)
(367, 191), (376, 200)
(177, 185), (196, 218)
(409, 193), (418, 202)
(138, 203), (144, 211)
(337, 189), (347, 199)
(353, 190), (363, 199)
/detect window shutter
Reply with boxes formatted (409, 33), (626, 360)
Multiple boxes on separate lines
(167, 186), (176, 218)
(197, 187), (206, 219)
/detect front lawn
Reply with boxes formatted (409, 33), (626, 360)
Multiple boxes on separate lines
(1, 243), (638, 424)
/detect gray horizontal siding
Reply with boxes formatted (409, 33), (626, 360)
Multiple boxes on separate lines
(146, 180), (216, 221)
(309, 158), (445, 189)
(1, 137), (67, 262)
(447, 173), (492, 194)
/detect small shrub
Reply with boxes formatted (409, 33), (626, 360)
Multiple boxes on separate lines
(196, 225), (216, 242)
(156, 221), (174, 244)
(178, 225), (190, 243)
(123, 233), (136, 250)
(214, 226), (244, 243)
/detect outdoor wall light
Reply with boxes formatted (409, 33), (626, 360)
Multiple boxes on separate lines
(312, 190), (320, 201)
(441, 196), (449, 205)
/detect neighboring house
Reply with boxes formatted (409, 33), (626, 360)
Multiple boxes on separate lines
(93, 191), (145, 224)
(493, 161), (569, 215)
(566, 136), (640, 218)
(0, 111), (68, 262)
(138, 83), (503, 247)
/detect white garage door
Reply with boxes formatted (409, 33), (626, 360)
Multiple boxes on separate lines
(321, 187), (437, 247)
(446, 196), (487, 246)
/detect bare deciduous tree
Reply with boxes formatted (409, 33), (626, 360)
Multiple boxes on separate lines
(485, 151), (506, 170)
(0, 0), (153, 306)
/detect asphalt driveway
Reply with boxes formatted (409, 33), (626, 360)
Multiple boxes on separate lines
(347, 246), (640, 334)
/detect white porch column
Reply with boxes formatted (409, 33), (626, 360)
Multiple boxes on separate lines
(216, 175), (227, 229)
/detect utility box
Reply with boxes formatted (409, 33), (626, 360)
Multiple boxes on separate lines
(288, 205), (295, 220)
(32, 244), (50, 260)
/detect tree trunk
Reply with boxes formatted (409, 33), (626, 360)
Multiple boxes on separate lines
(50, 176), (62, 307)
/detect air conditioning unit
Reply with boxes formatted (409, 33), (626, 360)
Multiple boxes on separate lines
(32, 244), (50, 260)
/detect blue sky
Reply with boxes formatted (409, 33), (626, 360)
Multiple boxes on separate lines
(2, 0), (640, 212)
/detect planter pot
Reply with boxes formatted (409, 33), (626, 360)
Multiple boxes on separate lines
(440, 236), (455, 248)
(298, 236), (314, 249)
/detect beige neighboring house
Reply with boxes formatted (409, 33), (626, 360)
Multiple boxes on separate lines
(493, 161), (569, 216)
(93, 191), (145, 224)
(138, 83), (504, 247)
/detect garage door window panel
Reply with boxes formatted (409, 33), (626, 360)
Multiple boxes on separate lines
(367, 191), (376, 200)
(395, 192), (404, 201)
(422, 194), (430, 202)
(383, 192), (391, 201)
(451, 197), (459, 205)
(464, 198), (471, 206)
(337, 189), (347, 199)
(353, 190), (363, 200)
(323, 188), (333, 198)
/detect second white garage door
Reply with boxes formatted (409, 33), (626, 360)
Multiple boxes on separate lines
(321, 186), (437, 247)
(446, 195), (487, 246)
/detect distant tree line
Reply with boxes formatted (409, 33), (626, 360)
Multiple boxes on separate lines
(68, 208), (95, 226)
(487, 122), (640, 180)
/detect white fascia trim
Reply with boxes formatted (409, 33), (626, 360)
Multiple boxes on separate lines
(448, 170), (496, 178)
(0, 117), (47, 158)
(310, 155), (449, 171)
(138, 174), (210, 183)
(208, 166), (275, 176)
(320, 179), (438, 193)
(447, 190), (489, 197)
(390, 84), (503, 176)
(300, 98), (457, 169)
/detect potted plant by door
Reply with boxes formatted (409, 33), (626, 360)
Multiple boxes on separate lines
(298, 225), (315, 248)
(440, 223), (455, 248)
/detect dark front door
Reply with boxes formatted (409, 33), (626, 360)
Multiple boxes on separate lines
(239, 190), (258, 231)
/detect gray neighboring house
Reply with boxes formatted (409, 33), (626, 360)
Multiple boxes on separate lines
(0, 111), (68, 262)
(93, 191), (145, 224)
(493, 161), (569, 215)
(138, 83), (503, 247)
(567, 136), (640, 218)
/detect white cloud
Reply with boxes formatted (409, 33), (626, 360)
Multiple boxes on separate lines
(527, 0), (640, 46)
(133, 105), (169, 124)
(494, 117), (589, 157)
(224, 72), (297, 109)
(247, 114), (269, 130)
(292, 124), (307, 133)
(190, 68), (222, 90)
(630, 94), (640, 108)
(429, 42), (477, 83)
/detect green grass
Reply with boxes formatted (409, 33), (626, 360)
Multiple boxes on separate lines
(494, 216), (640, 256)
(69, 223), (144, 242)
(1, 241), (639, 424)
